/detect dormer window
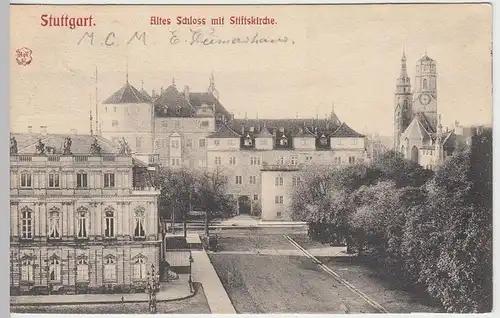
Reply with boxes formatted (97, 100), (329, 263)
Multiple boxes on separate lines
(249, 126), (255, 132)
(279, 127), (285, 133)
(244, 134), (253, 146)
(280, 136), (288, 146)
(319, 134), (328, 146)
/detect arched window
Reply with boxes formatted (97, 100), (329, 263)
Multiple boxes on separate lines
(48, 207), (61, 239)
(134, 206), (146, 238)
(104, 207), (115, 238)
(20, 171), (32, 188)
(49, 255), (61, 281)
(20, 206), (34, 239)
(76, 255), (89, 282)
(423, 78), (428, 90)
(76, 207), (89, 238)
(280, 136), (288, 146)
(21, 255), (35, 282)
(104, 255), (117, 281)
(132, 254), (147, 280)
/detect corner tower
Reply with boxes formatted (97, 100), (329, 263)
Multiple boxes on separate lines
(413, 54), (438, 131)
(394, 49), (413, 149)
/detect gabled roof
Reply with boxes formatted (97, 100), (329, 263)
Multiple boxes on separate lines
(418, 55), (435, 62)
(154, 85), (195, 117)
(402, 116), (431, 142)
(103, 82), (152, 104)
(17, 134), (118, 155)
(207, 125), (242, 138)
(189, 92), (231, 118)
(294, 127), (316, 138)
(253, 127), (273, 138)
(331, 122), (365, 138)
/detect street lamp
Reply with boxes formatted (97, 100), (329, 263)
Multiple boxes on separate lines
(188, 254), (194, 293)
(146, 264), (160, 314)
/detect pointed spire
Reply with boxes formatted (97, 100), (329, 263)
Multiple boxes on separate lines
(400, 48), (408, 79)
(208, 72), (220, 100)
(172, 77), (176, 87)
(95, 65), (99, 135)
(141, 80), (144, 90)
(125, 55), (129, 83)
(332, 101), (335, 114)
(402, 44), (406, 60)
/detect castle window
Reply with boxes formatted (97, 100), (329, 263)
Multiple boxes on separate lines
(77, 208), (89, 238)
(171, 140), (180, 148)
(249, 176), (257, 184)
(277, 157), (284, 165)
(49, 257), (61, 282)
(292, 177), (300, 186)
(229, 157), (236, 165)
(290, 156), (298, 165)
(48, 208), (61, 239)
(244, 135), (253, 146)
(76, 257), (89, 282)
(253, 194), (259, 201)
(186, 139), (192, 148)
(334, 157), (341, 164)
(77, 172), (88, 188)
(124, 108), (129, 116)
(48, 172), (60, 188)
(104, 256), (117, 281)
(275, 196), (284, 205)
(21, 258), (34, 282)
(214, 156), (221, 165)
(214, 140), (220, 146)
(250, 156), (261, 165)
(20, 171), (32, 188)
(349, 156), (356, 164)
(235, 176), (242, 184)
(104, 173), (115, 188)
(228, 139), (236, 146)
(112, 120), (119, 127)
(249, 126), (255, 132)
(104, 207), (115, 238)
(134, 206), (146, 238)
(423, 79), (428, 90)
(20, 206), (34, 239)
(319, 134), (328, 146)
(201, 121), (209, 127)
(275, 176), (283, 187)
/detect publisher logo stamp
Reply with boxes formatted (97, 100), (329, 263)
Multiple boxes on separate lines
(15, 47), (32, 66)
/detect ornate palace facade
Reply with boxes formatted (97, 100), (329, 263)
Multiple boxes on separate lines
(9, 134), (160, 294)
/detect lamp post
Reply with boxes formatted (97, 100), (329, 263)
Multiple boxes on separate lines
(188, 254), (194, 293)
(146, 264), (160, 314)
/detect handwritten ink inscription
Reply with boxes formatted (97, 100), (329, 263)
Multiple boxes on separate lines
(77, 29), (294, 47)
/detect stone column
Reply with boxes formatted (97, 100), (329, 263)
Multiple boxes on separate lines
(10, 201), (19, 237)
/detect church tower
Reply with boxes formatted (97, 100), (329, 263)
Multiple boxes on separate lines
(413, 53), (438, 131)
(394, 49), (413, 150)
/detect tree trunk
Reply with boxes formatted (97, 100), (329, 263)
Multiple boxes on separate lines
(204, 210), (209, 236)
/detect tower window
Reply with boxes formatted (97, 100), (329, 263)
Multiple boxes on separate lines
(423, 79), (428, 90)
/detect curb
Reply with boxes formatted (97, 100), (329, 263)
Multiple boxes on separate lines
(10, 284), (198, 307)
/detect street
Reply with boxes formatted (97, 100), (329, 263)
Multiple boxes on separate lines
(209, 233), (442, 314)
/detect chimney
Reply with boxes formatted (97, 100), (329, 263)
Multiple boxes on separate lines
(241, 126), (245, 134)
(40, 125), (48, 135)
(27, 126), (33, 134)
(299, 127), (303, 134)
(184, 85), (190, 101)
(272, 129), (277, 138)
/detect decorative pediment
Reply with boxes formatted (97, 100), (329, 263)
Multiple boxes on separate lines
(76, 206), (89, 217)
(134, 205), (146, 217)
(49, 206), (61, 213)
(20, 206), (33, 213)
(104, 206), (115, 215)
(76, 254), (88, 261)
(104, 254), (116, 261)
(48, 253), (61, 261)
(20, 253), (36, 261)
(132, 253), (147, 261)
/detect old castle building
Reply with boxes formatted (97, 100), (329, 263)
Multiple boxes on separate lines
(9, 133), (160, 294)
(393, 51), (461, 169)
(99, 74), (366, 218)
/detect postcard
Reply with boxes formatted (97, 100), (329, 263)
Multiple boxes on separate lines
(9, 3), (492, 315)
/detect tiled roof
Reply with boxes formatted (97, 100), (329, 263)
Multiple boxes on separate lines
(229, 118), (341, 135)
(416, 112), (435, 134)
(331, 122), (366, 138)
(189, 92), (231, 118)
(16, 134), (118, 155)
(207, 125), (242, 138)
(103, 82), (151, 104)
(253, 127), (273, 138)
(295, 126), (317, 138)
(154, 85), (195, 117)
(141, 89), (152, 101)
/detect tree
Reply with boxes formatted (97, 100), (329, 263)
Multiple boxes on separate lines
(155, 167), (198, 224)
(195, 167), (234, 235)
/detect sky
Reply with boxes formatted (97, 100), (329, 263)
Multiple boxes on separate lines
(10, 4), (492, 136)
